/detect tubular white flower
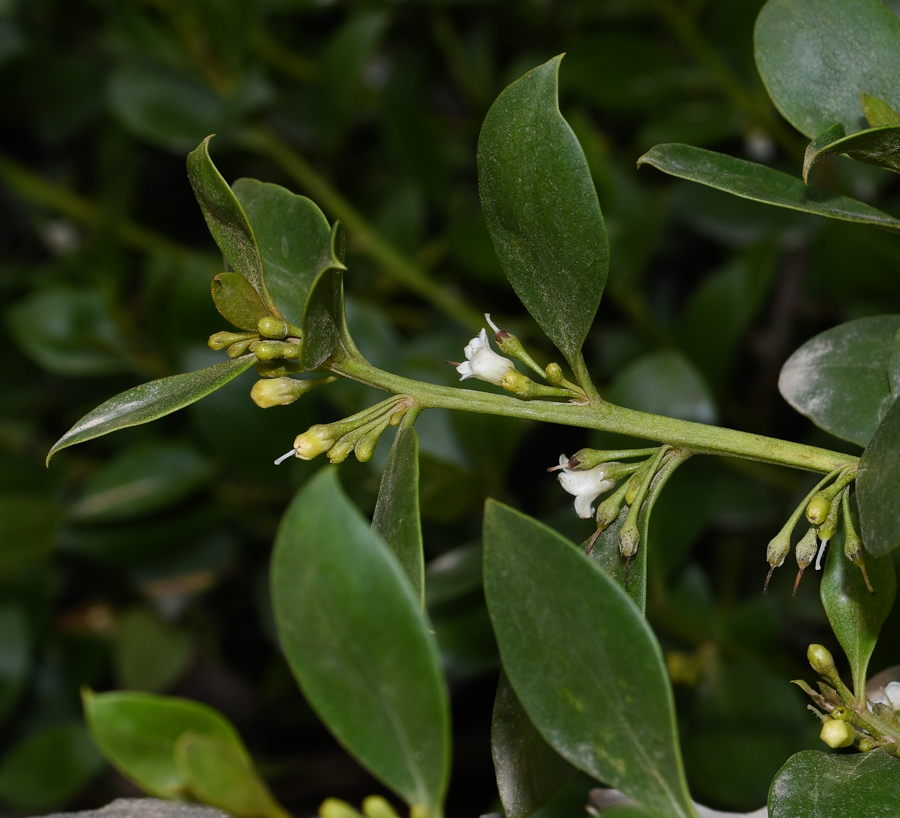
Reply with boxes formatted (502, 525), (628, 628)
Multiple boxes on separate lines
(556, 454), (616, 519)
(456, 328), (516, 385)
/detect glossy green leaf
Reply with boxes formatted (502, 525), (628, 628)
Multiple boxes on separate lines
(778, 316), (900, 447)
(482, 501), (697, 818)
(175, 732), (286, 818)
(211, 272), (274, 331)
(637, 144), (900, 234)
(755, 0), (900, 138)
(113, 609), (192, 693)
(69, 442), (212, 523)
(491, 670), (576, 818)
(372, 427), (424, 606)
(0, 606), (29, 722)
(862, 92), (900, 127)
(821, 529), (896, 697)
(187, 136), (276, 312)
(0, 722), (104, 811)
(47, 354), (256, 463)
(232, 178), (332, 327)
(83, 689), (250, 799)
(768, 750), (900, 817)
(857, 395), (900, 556)
(890, 326), (900, 400)
(271, 469), (450, 816)
(804, 123), (900, 182)
(478, 56), (609, 369)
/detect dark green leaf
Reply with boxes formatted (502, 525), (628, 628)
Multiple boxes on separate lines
(47, 354), (256, 463)
(271, 469), (449, 816)
(857, 395), (900, 556)
(755, 0), (900, 138)
(768, 750), (900, 817)
(211, 272), (274, 331)
(175, 732), (286, 818)
(232, 178), (331, 327)
(372, 427), (424, 606)
(0, 605), (29, 722)
(492, 670), (576, 818)
(0, 722), (104, 811)
(482, 501), (696, 818)
(83, 689), (250, 799)
(69, 442), (212, 523)
(187, 136), (276, 312)
(478, 56), (609, 369)
(113, 609), (192, 693)
(804, 123), (900, 182)
(891, 325), (900, 400)
(637, 144), (900, 234)
(821, 529), (896, 697)
(862, 92), (900, 127)
(778, 316), (900, 447)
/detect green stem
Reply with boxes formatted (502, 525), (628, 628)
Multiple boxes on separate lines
(239, 124), (484, 331)
(331, 356), (857, 474)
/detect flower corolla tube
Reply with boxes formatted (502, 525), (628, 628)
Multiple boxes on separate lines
(456, 328), (515, 385)
(555, 454), (616, 519)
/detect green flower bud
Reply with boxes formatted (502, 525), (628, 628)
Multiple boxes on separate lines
(596, 481), (630, 531)
(327, 440), (354, 464)
(498, 369), (570, 399)
(208, 330), (257, 351)
(293, 425), (334, 460)
(227, 339), (254, 358)
(361, 797), (398, 818)
(319, 799), (363, 818)
(808, 644), (841, 687)
(858, 737), (878, 752)
(255, 340), (301, 361)
(805, 493), (830, 526)
(354, 430), (381, 463)
(842, 492), (875, 594)
(258, 317), (290, 339)
(819, 719), (855, 748)
(618, 519), (640, 558)
(250, 377), (307, 408)
(624, 471), (642, 506)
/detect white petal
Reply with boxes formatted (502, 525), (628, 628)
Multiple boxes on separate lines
(885, 682), (900, 710)
(574, 494), (595, 519)
(456, 361), (474, 379)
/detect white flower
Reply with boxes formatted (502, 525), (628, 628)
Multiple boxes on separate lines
(870, 681), (900, 711)
(456, 328), (515, 385)
(555, 454), (615, 519)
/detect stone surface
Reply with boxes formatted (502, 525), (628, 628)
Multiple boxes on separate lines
(33, 798), (233, 818)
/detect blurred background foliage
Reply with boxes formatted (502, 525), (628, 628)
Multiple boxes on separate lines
(2, 0), (900, 815)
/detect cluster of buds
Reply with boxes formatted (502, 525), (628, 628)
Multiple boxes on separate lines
(448, 315), (586, 401)
(763, 463), (870, 596)
(209, 316), (305, 368)
(319, 795), (409, 818)
(797, 645), (900, 757)
(551, 446), (680, 577)
(274, 396), (415, 466)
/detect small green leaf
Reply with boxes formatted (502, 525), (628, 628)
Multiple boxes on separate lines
(637, 144), (900, 234)
(0, 605), (29, 722)
(857, 396), (900, 556)
(212, 272), (274, 331)
(478, 55), (609, 370)
(482, 501), (697, 818)
(755, 0), (900, 138)
(491, 670), (576, 818)
(768, 750), (900, 817)
(804, 123), (900, 182)
(187, 136), (277, 312)
(862, 92), (900, 127)
(113, 609), (193, 693)
(778, 316), (900, 447)
(271, 469), (450, 817)
(372, 427), (424, 606)
(0, 722), (104, 811)
(232, 178), (332, 327)
(175, 732), (287, 818)
(83, 689), (250, 799)
(47, 354), (256, 463)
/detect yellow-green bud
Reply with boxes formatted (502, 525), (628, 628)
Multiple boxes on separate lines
(250, 378), (306, 408)
(208, 330), (257, 351)
(624, 472), (641, 506)
(499, 369), (537, 397)
(258, 316), (289, 339)
(354, 432), (380, 463)
(819, 719), (855, 748)
(545, 363), (565, 386)
(858, 737), (878, 752)
(361, 797), (398, 818)
(596, 490), (625, 531)
(293, 425), (334, 460)
(618, 520), (640, 558)
(806, 494), (830, 526)
(255, 340), (301, 361)
(795, 527), (819, 570)
(327, 440), (354, 464)
(227, 339), (254, 358)
(808, 644), (839, 683)
(319, 799), (362, 818)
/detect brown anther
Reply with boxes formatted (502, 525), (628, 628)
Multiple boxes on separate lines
(763, 565), (776, 595)
(496, 330), (510, 342)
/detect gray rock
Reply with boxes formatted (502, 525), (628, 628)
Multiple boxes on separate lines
(33, 798), (233, 818)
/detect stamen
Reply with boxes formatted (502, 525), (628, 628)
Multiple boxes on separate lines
(814, 539), (829, 571)
(585, 527), (602, 555)
(792, 567), (805, 597)
(274, 449), (296, 465)
(763, 564), (776, 594)
(485, 313), (500, 333)
(445, 360), (462, 367)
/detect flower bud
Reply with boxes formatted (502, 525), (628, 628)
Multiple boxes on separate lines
(624, 472), (641, 506)
(293, 425), (334, 460)
(327, 440), (354, 464)
(858, 737), (878, 752)
(596, 482), (629, 531)
(808, 644), (840, 685)
(319, 799), (362, 818)
(227, 339), (254, 358)
(819, 719), (855, 748)
(255, 340), (301, 361)
(618, 520), (640, 558)
(361, 797), (398, 818)
(208, 330), (257, 351)
(257, 316), (297, 339)
(805, 494), (830, 526)
(250, 378), (307, 408)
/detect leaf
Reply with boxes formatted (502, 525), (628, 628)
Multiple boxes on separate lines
(477, 55), (609, 370)
(482, 501), (697, 818)
(83, 689), (250, 799)
(862, 92), (900, 127)
(211, 272), (274, 331)
(187, 136), (277, 312)
(768, 750), (900, 817)
(47, 354), (256, 463)
(175, 732), (286, 818)
(636, 144), (900, 234)
(890, 325), (900, 400)
(0, 605), (29, 722)
(232, 178), (332, 327)
(69, 442), (212, 522)
(755, 0), (900, 138)
(803, 123), (900, 182)
(821, 528), (896, 697)
(491, 670), (576, 818)
(778, 316), (900, 447)
(372, 427), (424, 606)
(113, 609), (193, 693)
(270, 469), (449, 817)
(0, 722), (104, 811)
(857, 395), (900, 556)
